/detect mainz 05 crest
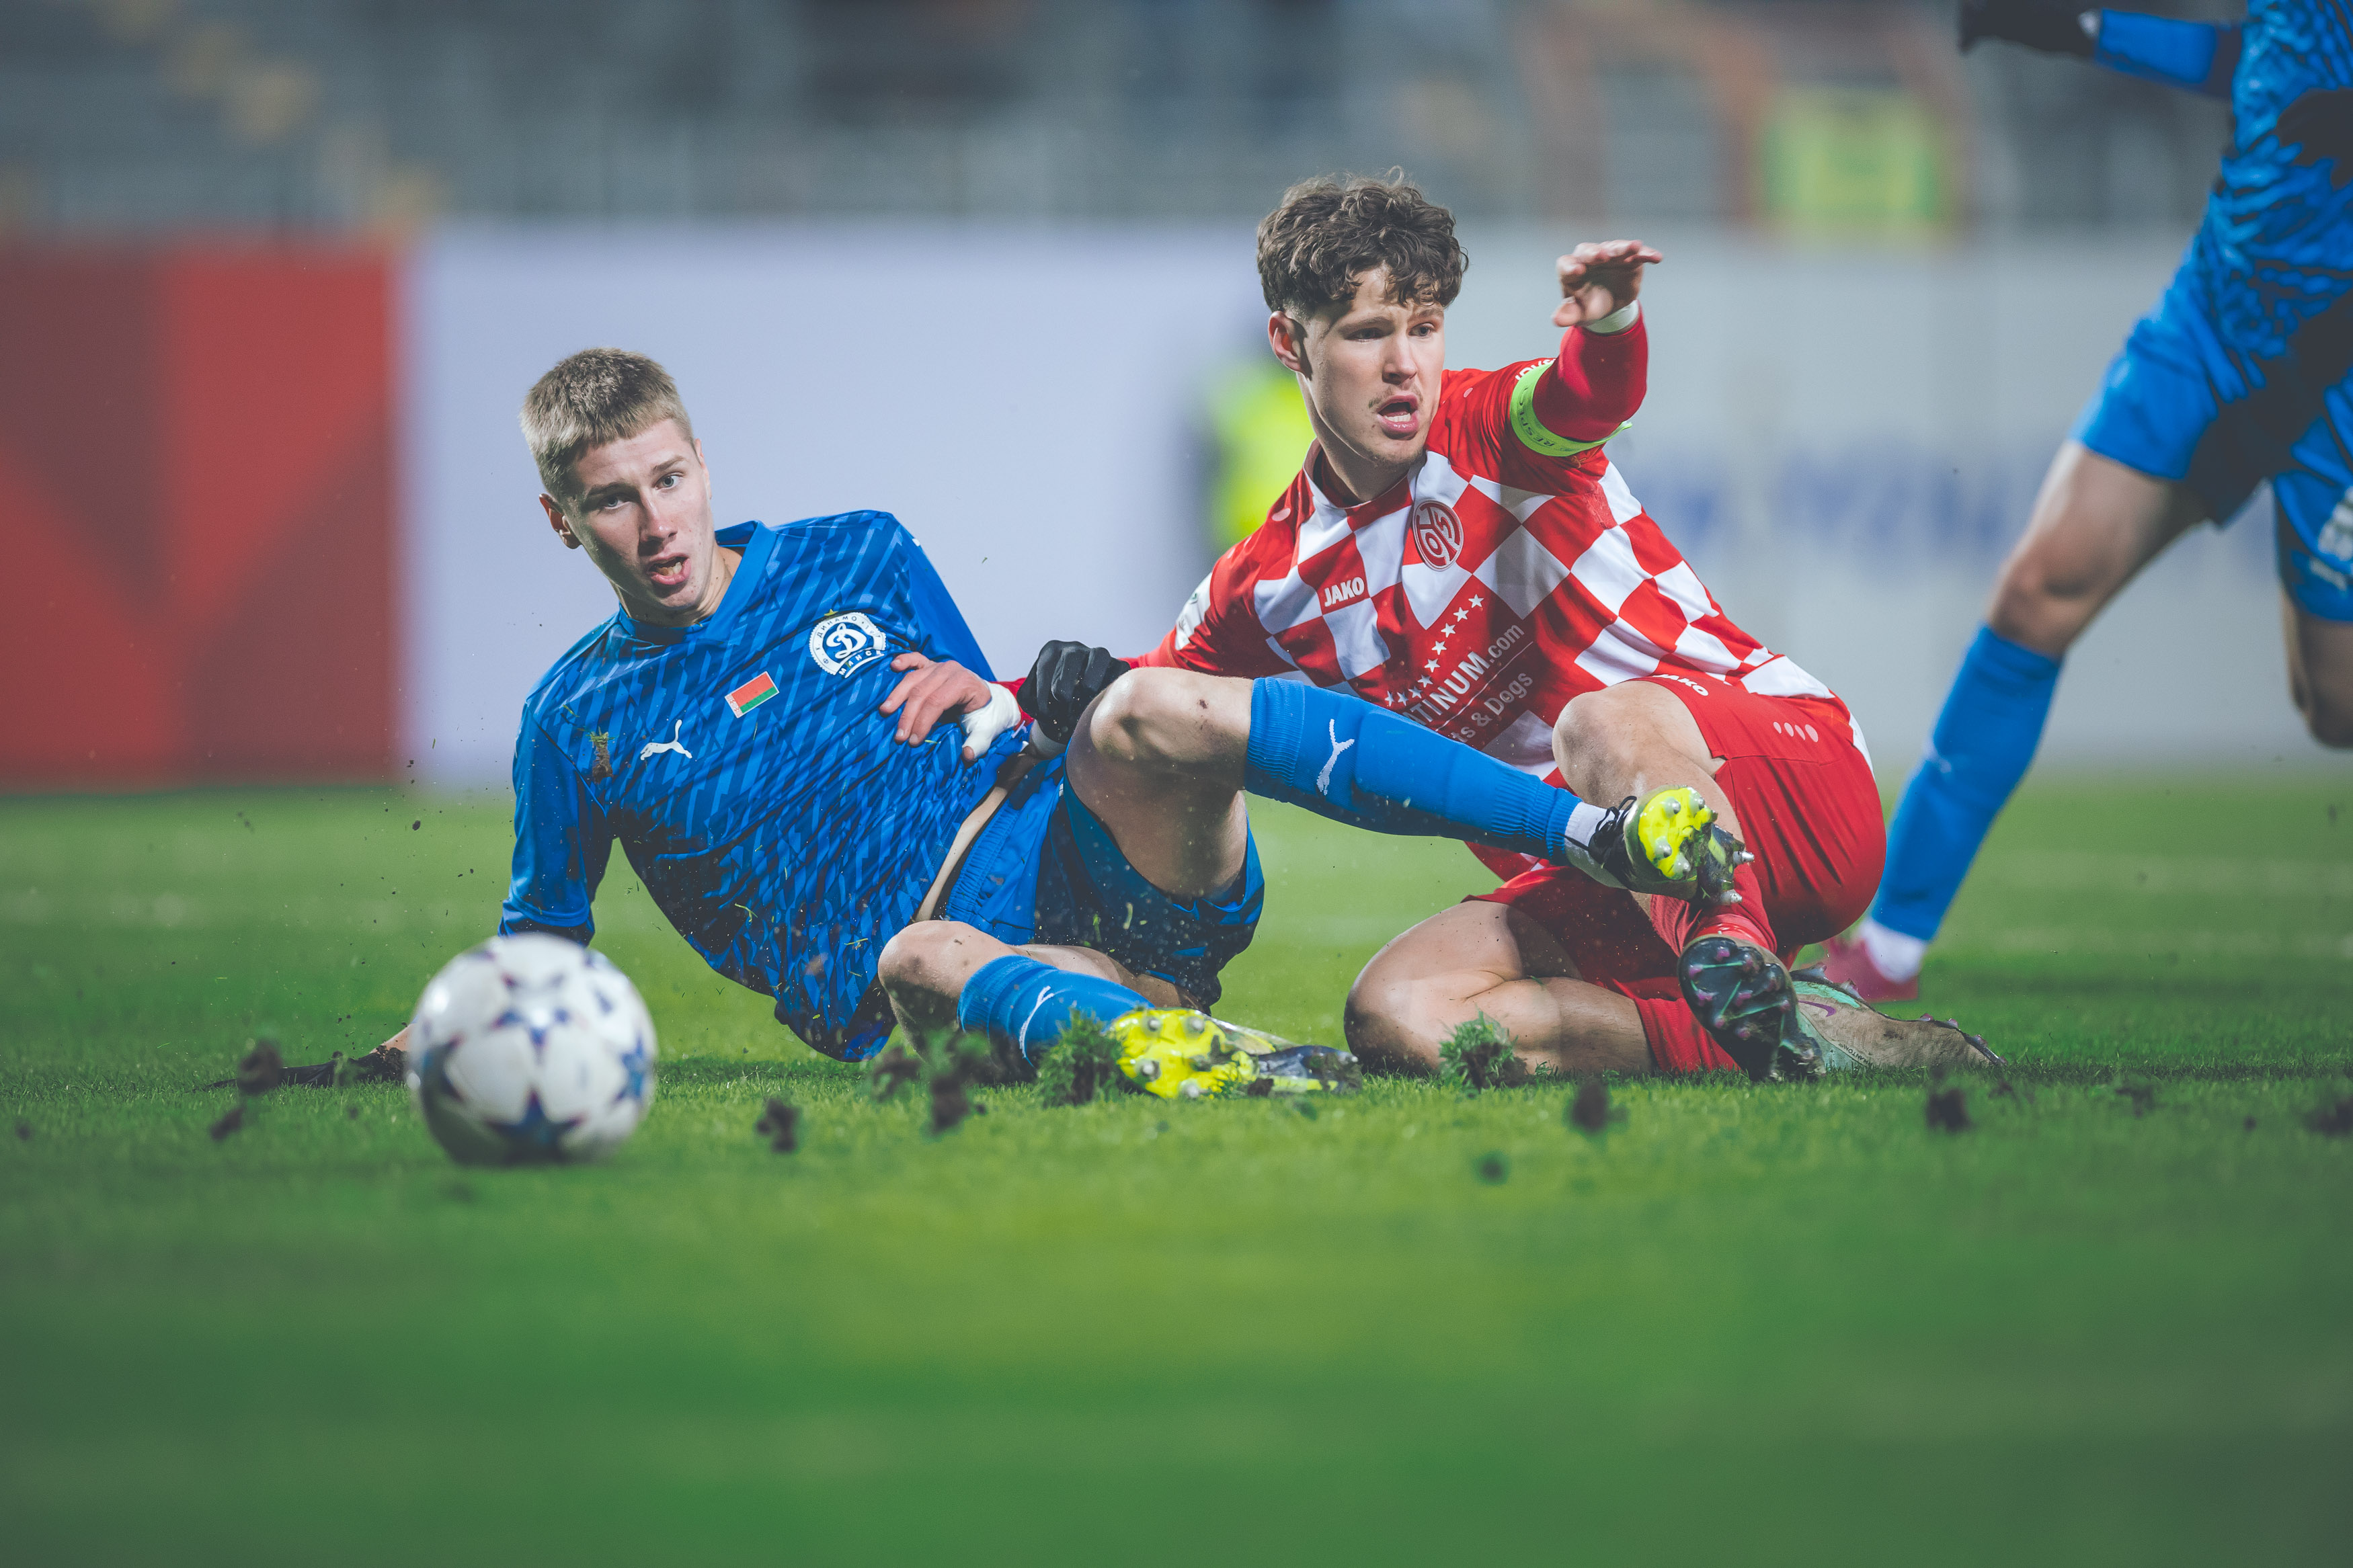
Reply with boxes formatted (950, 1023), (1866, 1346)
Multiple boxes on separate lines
(807, 611), (889, 677)
(1410, 499), (1463, 571)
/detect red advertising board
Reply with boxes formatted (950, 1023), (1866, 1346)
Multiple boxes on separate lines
(0, 245), (394, 788)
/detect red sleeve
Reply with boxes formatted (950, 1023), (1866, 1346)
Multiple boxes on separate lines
(1136, 528), (1294, 679)
(1530, 311), (1646, 444)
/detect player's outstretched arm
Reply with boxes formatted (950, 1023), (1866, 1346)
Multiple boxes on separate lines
(1960, 0), (2238, 98)
(1514, 239), (1658, 452)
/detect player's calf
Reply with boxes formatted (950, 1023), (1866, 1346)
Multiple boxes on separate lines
(879, 921), (1174, 1041)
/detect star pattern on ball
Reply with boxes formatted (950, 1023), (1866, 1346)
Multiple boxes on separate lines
(612, 1038), (652, 1106)
(488, 1091), (584, 1155)
(493, 1005), (571, 1058)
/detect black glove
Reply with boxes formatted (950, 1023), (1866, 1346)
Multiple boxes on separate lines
(2279, 89), (2353, 189)
(1021, 641), (1131, 744)
(1960, 0), (2095, 57)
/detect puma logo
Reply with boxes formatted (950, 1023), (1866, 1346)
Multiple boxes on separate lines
(1016, 985), (1059, 1052)
(639, 720), (693, 761)
(1315, 720), (1355, 796)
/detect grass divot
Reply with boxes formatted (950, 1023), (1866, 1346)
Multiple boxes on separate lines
(1439, 1013), (1524, 1091)
(1035, 1014), (1127, 1107)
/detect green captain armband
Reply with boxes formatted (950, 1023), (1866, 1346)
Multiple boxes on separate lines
(1509, 360), (1630, 458)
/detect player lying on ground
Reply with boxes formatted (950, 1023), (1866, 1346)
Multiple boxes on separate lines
(1823, 0), (2353, 1001)
(1020, 175), (1996, 1082)
(320, 347), (1742, 1098)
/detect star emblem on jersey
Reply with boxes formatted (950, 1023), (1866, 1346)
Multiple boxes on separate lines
(724, 672), (777, 717)
(807, 611), (889, 677)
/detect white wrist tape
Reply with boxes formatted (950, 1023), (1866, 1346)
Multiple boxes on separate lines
(959, 682), (1023, 760)
(1584, 299), (1640, 335)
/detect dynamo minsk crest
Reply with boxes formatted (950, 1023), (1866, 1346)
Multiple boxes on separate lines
(807, 611), (889, 677)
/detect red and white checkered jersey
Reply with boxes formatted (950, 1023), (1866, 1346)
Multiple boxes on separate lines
(1139, 356), (1859, 803)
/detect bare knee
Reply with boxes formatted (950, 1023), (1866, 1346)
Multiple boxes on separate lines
(1986, 452), (2199, 655)
(877, 921), (982, 1003)
(1081, 669), (1166, 768)
(1550, 684), (1674, 799)
(1986, 552), (2093, 656)
(1083, 667), (1224, 772)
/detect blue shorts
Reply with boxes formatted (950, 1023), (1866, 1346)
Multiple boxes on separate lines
(939, 755), (1263, 1007)
(2074, 253), (2353, 621)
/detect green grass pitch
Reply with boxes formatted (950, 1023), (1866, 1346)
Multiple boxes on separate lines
(3, 774), (2350, 1565)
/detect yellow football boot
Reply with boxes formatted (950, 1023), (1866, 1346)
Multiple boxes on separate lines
(1109, 1008), (1362, 1100)
(1595, 786), (1754, 905)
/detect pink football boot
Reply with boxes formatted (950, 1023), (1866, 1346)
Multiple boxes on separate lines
(1817, 930), (1921, 1004)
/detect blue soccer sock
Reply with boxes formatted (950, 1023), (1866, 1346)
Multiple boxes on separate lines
(955, 954), (1147, 1065)
(1244, 678), (1602, 862)
(1871, 626), (2061, 950)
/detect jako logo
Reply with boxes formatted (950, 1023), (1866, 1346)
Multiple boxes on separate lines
(1321, 575), (1367, 610)
(1410, 500), (1464, 570)
(808, 611), (889, 677)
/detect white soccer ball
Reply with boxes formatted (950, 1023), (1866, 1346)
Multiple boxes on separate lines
(405, 934), (657, 1166)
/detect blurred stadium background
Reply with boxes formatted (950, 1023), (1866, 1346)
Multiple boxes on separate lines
(1, 0), (2299, 795)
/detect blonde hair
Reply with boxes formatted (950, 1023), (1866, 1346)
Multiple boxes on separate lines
(520, 347), (695, 502)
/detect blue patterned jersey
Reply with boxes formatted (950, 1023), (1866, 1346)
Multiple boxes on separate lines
(2186, 1), (2353, 358)
(498, 513), (1024, 1060)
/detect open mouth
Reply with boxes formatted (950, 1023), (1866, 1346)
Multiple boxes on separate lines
(1375, 394), (1419, 438)
(643, 552), (691, 592)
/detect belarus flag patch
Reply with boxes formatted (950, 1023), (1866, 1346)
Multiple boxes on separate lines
(725, 671), (778, 718)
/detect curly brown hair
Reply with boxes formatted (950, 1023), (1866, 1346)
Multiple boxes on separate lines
(1256, 171), (1467, 319)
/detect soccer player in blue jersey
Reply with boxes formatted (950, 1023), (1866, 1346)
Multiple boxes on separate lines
(1824, 0), (2353, 1001)
(337, 347), (1761, 1094)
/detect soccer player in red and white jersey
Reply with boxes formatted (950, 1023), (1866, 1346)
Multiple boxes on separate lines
(1027, 174), (1994, 1081)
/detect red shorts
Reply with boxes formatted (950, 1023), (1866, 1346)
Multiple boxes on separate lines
(1470, 671), (1883, 983)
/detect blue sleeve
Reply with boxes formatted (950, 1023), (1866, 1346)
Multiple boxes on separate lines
(498, 712), (613, 944)
(2093, 13), (2240, 97)
(900, 532), (996, 682)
